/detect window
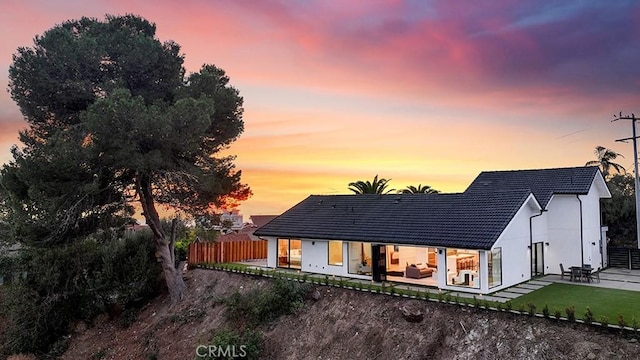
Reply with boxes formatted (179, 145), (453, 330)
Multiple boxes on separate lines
(488, 248), (502, 288)
(328, 241), (343, 266)
(348, 242), (372, 275)
(277, 239), (302, 269)
(445, 248), (480, 289)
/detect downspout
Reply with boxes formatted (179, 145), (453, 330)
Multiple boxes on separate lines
(577, 195), (584, 266)
(529, 209), (545, 276)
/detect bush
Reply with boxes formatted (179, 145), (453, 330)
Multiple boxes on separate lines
(542, 304), (550, 318)
(618, 313), (627, 329)
(584, 307), (594, 325)
(600, 315), (610, 327)
(565, 306), (576, 322)
(527, 303), (537, 316)
(504, 301), (512, 311)
(202, 328), (262, 360)
(1, 234), (162, 355)
(554, 308), (562, 320)
(224, 278), (309, 326)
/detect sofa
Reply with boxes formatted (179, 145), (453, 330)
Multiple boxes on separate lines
(405, 264), (433, 279)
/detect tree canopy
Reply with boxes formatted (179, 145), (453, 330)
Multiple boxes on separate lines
(602, 173), (636, 246)
(585, 145), (626, 178)
(399, 184), (439, 194)
(348, 175), (394, 194)
(1, 14), (250, 302)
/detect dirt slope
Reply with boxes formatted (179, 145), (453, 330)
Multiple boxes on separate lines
(60, 269), (639, 360)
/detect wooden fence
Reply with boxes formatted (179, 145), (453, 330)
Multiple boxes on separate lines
(608, 246), (640, 269)
(188, 240), (267, 265)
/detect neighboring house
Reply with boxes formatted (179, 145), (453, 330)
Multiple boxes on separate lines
(254, 166), (611, 295)
(216, 215), (278, 242)
(213, 210), (245, 234)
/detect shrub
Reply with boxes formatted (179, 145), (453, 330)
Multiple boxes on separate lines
(527, 303), (537, 316)
(1, 234), (162, 355)
(554, 308), (562, 320)
(632, 316), (639, 332)
(618, 313), (627, 330)
(473, 296), (481, 308)
(584, 307), (594, 325)
(542, 304), (550, 318)
(518, 304), (526, 313)
(565, 306), (576, 322)
(203, 328), (262, 360)
(600, 315), (610, 327)
(224, 278), (309, 326)
(504, 301), (512, 311)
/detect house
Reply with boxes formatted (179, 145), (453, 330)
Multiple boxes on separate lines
(254, 166), (611, 294)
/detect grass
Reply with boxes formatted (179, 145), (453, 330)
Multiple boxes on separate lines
(511, 283), (640, 322)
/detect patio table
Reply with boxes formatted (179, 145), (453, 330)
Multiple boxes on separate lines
(569, 266), (593, 282)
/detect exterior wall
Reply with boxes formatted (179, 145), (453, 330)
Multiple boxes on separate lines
(482, 198), (539, 293)
(545, 195), (582, 274)
(267, 237), (277, 268)
(543, 185), (606, 274)
(300, 239), (344, 276)
(580, 180), (605, 269)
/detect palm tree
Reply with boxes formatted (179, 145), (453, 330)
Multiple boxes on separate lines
(585, 145), (626, 177)
(348, 175), (394, 194)
(399, 184), (440, 194)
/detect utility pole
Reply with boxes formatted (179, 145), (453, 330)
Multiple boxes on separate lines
(613, 113), (640, 249)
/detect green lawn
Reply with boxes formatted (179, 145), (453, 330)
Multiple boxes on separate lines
(511, 283), (640, 323)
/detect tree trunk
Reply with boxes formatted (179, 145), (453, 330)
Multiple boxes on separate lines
(136, 175), (187, 304)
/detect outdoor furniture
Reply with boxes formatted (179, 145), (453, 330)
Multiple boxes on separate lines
(559, 263), (572, 281)
(570, 266), (583, 282)
(582, 265), (593, 283)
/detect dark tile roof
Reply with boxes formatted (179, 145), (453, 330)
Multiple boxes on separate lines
(249, 215), (279, 228)
(254, 190), (535, 250)
(465, 166), (601, 208)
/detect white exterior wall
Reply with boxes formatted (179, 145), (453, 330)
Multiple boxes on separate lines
(300, 239), (345, 276)
(580, 180), (605, 269)
(545, 195), (582, 274)
(267, 237), (277, 268)
(485, 199), (539, 293)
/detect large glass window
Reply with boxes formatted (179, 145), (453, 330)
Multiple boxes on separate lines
(445, 249), (480, 289)
(488, 248), (502, 288)
(328, 241), (343, 266)
(277, 239), (302, 269)
(348, 242), (372, 275)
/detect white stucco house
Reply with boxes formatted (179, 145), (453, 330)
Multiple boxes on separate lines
(254, 166), (611, 294)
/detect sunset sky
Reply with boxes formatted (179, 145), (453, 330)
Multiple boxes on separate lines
(1, 0), (640, 219)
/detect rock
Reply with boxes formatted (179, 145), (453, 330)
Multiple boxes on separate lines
(400, 304), (424, 323)
(629, 338), (637, 343)
(311, 289), (322, 301)
(586, 352), (596, 360)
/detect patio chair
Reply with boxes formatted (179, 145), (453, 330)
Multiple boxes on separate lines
(559, 263), (572, 281)
(590, 268), (601, 283)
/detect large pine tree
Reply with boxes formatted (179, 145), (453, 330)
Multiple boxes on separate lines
(1, 15), (250, 302)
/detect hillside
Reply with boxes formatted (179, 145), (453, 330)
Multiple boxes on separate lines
(55, 269), (639, 360)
